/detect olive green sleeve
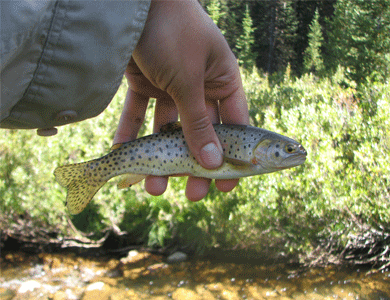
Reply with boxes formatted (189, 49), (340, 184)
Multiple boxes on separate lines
(0, 0), (151, 130)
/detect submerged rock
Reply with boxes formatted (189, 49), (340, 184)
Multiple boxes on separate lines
(167, 252), (188, 264)
(82, 282), (112, 300)
(85, 281), (105, 291)
(18, 280), (41, 293)
(172, 287), (202, 300)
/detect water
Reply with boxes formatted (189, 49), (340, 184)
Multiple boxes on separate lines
(1, 251), (389, 299)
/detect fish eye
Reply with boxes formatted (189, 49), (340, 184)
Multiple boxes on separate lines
(285, 144), (296, 153)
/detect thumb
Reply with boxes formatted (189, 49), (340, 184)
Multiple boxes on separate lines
(177, 98), (223, 170)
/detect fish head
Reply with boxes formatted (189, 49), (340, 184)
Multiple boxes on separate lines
(252, 137), (307, 172)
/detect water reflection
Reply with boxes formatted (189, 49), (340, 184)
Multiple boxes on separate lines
(1, 251), (389, 299)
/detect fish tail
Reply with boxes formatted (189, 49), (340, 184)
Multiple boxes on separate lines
(54, 162), (106, 215)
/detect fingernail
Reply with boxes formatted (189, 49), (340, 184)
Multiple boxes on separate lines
(200, 142), (223, 169)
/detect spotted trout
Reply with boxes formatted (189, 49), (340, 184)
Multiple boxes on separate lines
(54, 124), (306, 214)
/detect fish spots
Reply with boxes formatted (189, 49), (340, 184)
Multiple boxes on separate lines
(55, 124), (299, 214)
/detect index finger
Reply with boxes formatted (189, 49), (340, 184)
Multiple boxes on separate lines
(113, 89), (149, 146)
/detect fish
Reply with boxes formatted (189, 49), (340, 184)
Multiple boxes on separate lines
(54, 124), (307, 214)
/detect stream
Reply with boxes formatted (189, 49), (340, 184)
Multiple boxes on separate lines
(1, 250), (389, 300)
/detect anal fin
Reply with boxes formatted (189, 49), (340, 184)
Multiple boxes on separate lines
(117, 174), (146, 189)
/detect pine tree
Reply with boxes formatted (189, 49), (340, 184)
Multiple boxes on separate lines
(236, 4), (256, 70)
(277, 1), (299, 72)
(252, 0), (298, 74)
(327, 0), (390, 84)
(303, 9), (324, 74)
(206, 0), (226, 34)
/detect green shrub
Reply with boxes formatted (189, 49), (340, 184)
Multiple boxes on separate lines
(1, 69), (389, 262)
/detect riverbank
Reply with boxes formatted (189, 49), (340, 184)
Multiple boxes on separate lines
(1, 72), (389, 274)
(1, 248), (390, 300)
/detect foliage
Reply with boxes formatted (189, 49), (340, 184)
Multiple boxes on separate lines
(1, 68), (389, 265)
(303, 9), (325, 74)
(251, 0), (299, 74)
(201, 0), (390, 83)
(206, 0), (226, 35)
(236, 5), (256, 70)
(326, 0), (390, 85)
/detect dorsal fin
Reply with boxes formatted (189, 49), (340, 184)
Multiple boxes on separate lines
(110, 143), (123, 151)
(159, 121), (182, 133)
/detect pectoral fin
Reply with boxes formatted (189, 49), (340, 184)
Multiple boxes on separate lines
(117, 174), (147, 189)
(224, 157), (253, 167)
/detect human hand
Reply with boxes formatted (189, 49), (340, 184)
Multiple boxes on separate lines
(113, 0), (249, 201)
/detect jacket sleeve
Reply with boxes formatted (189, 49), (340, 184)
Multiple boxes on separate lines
(0, 0), (151, 129)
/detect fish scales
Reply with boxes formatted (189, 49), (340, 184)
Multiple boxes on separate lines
(54, 124), (307, 214)
(91, 125), (264, 180)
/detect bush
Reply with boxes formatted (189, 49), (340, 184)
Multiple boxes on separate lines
(1, 69), (389, 263)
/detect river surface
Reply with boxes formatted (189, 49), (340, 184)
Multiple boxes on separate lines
(1, 250), (389, 300)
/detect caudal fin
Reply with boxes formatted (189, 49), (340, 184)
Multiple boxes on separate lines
(54, 162), (106, 215)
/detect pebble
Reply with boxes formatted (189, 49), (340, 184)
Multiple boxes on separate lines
(85, 281), (105, 291)
(172, 287), (202, 300)
(1, 252), (390, 300)
(17, 280), (41, 293)
(167, 251), (188, 263)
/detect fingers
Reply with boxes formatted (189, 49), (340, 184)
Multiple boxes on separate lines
(152, 96), (178, 132)
(113, 89), (149, 145)
(173, 84), (224, 171)
(219, 79), (250, 126)
(215, 179), (240, 193)
(120, 0), (251, 201)
(144, 96), (178, 195)
(145, 175), (168, 196)
(183, 98), (220, 200)
(186, 177), (212, 201)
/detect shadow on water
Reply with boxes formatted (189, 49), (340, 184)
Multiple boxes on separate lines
(1, 249), (390, 300)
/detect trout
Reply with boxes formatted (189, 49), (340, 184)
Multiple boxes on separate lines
(54, 124), (307, 214)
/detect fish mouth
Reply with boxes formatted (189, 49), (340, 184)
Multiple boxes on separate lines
(279, 151), (307, 169)
(298, 144), (307, 155)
